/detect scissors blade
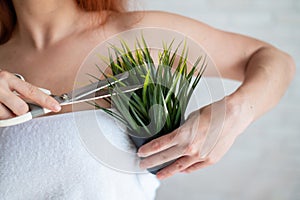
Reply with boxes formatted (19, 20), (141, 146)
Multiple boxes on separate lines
(63, 71), (129, 103)
(65, 84), (143, 105)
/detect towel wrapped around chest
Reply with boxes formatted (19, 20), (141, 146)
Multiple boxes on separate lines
(0, 110), (160, 200)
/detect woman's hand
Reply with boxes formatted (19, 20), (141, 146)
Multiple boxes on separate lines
(0, 70), (61, 120)
(137, 95), (254, 179)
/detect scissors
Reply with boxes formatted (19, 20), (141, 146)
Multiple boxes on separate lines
(0, 72), (142, 127)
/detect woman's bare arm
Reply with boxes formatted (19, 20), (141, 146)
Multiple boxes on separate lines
(131, 10), (296, 120)
(129, 11), (296, 179)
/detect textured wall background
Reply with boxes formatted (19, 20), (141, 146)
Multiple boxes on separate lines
(139, 0), (300, 199)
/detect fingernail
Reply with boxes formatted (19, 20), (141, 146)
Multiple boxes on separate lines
(137, 149), (146, 157)
(53, 104), (61, 112)
(137, 152), (144, 157)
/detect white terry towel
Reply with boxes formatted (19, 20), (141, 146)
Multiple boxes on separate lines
(0, 110), (160, 200)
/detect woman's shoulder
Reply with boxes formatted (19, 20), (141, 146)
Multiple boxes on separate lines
(110, 10), (214, 32)
(108, 10), (269, 80)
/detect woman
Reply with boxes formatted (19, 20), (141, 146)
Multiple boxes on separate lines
(0, 0), (295, 199)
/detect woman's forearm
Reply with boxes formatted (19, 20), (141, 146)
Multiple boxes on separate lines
(228, 46), (296, 123)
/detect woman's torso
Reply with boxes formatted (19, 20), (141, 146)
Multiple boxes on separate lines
(0, 11), (160, 199)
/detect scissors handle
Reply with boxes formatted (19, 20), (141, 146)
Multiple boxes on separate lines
(0, 104), (52, 127)
(0, 87), (52, 127)
(0, 112), (33, 127)
(0, 74), (54, 127)
(27, 103), (52, 118)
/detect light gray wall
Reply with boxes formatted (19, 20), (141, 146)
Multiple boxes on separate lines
(140, 0), (300, 199)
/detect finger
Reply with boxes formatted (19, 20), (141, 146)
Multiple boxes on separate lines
(137, 131), (178, 157)
(181, 160), (210, 173)
(0, 104), (15, 119)
(156, 156), (196, 180)
(0, 92), (29, 116)
(9, 78), (61, 112)
(139, 145), (183, 169)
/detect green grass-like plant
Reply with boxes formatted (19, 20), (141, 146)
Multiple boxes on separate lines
(93, 36), (207, 139)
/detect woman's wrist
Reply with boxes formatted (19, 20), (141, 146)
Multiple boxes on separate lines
(225, 91), (255, 134)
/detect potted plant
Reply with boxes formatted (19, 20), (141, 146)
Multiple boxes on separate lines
(93, 36), (207, 174)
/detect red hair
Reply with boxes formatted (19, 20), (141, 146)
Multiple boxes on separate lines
(0, 0), (127, 44)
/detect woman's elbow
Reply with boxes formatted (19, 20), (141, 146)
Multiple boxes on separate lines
(285, 52), (296, 82)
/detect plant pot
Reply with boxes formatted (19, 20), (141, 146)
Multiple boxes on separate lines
(130, 132), (176, 174)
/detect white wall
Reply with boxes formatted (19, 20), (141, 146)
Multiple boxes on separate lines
(139, 0), (300, 199)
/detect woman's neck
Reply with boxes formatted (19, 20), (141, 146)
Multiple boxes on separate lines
(12, 0), (82, 50)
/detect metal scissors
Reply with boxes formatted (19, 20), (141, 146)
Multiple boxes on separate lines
(0, 72), (142, 127)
